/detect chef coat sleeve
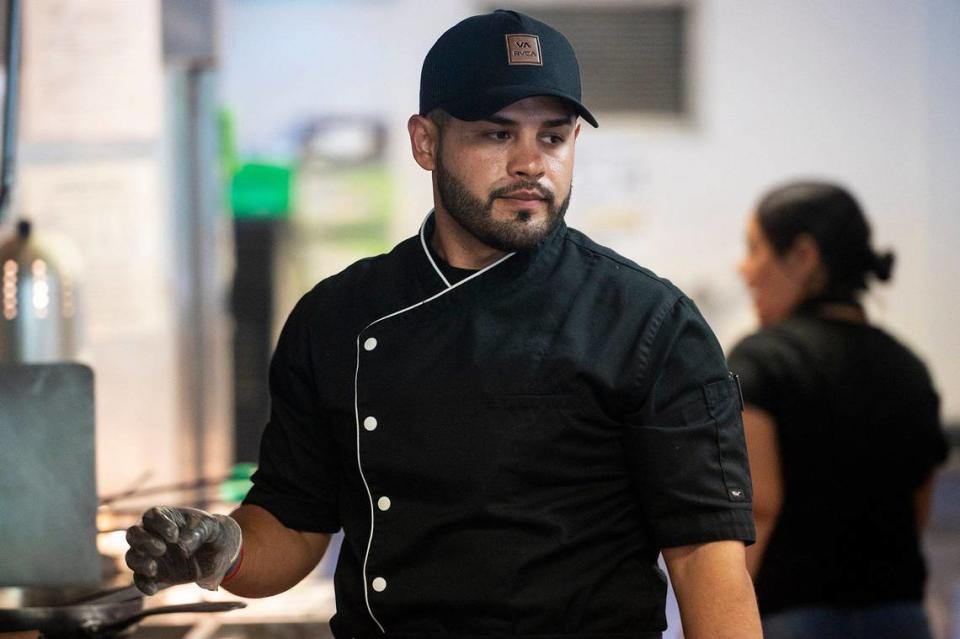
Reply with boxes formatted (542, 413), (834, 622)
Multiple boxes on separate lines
(623, 295), (755, 549)
(242, 290), (341, 533)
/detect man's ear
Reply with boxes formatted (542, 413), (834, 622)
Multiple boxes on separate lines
(408, 114), (440, 171)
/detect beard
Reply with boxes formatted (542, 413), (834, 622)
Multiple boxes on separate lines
(435, 148), (571, 252)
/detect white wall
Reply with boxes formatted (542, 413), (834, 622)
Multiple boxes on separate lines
(222, 0), (960, 420)
(922, 0), (960, 425)
(15, 0), (185, 495)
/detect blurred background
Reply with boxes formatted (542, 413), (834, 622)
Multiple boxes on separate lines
(0, 0), (957, 637)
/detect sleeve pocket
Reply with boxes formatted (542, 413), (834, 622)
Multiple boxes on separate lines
(703, 375), (753, 503)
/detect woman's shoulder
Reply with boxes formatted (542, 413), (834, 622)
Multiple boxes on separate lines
(857, 322), (937, 383)
(727, 322), (817, 414)
(728, 316), (860, 401)
(732, 315), (936, 390)
(729, 318), (815, 365)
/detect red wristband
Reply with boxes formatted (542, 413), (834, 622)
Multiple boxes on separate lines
(221, 546), (244, 584)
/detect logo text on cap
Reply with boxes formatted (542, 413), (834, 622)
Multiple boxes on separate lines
(505, 34), (543, 66)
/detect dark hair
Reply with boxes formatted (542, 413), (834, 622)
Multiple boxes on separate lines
(428, 108), (452, 136)
(756, 181), (895, 301)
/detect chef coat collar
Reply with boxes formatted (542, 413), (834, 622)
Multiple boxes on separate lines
(416, 210), (568, 300)
(425, 241), (481, 285)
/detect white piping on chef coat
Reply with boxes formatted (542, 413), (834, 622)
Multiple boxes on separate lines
(420, 212), (451, 288)
(353, 212), (515, 632)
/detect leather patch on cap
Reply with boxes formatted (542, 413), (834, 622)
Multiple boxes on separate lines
(505, 34), (543, 66)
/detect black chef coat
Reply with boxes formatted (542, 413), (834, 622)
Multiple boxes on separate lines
(244, 213), (755, 639)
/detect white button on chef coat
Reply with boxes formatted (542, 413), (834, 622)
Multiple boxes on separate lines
(363, 416), (378, 431)
(377, 496), (391, 511)
(372, 577), (387, 592)
(363, 337), (378, 351)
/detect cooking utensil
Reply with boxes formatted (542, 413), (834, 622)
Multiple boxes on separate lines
(0, 587), (245, 639)
(0, 585), (139, 610)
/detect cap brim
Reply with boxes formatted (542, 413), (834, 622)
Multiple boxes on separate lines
(438, 86), (599, 128)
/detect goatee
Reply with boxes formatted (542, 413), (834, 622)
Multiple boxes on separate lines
(435, 149), (571, 252)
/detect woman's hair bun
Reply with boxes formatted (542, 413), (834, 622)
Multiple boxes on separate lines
(872, 250), (895, 282)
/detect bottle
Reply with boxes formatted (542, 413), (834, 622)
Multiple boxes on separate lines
(0, 219), (79, 362)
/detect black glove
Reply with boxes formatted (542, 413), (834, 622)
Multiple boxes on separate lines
(125, 506), (242, 595)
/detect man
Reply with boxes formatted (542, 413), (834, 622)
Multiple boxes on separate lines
(126, 10), (761, 638)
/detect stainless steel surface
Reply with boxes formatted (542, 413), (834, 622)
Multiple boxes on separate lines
(0, 363), (99, 587)
(0, 221), (78, 362)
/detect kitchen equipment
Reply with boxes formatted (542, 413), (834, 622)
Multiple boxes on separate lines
(0, 585), (142, 612)
(0, 363), (99, 587)
(0, 584), (245, 638)
(0, 219), (80, 362)
(0, 0), (81, 363)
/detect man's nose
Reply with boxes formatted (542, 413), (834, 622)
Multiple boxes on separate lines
(507, 136), (545, 179)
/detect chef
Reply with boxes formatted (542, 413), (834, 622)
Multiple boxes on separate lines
(126, 10), (761, 638)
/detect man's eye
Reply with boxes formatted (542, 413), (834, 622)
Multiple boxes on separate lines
(544, 134), (565, 144)
(486, 131), (510, 140)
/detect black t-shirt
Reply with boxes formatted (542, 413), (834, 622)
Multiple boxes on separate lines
(426, 242), (479, 285)
(244, 214), (755, 638)
(728, 311), (948, 614)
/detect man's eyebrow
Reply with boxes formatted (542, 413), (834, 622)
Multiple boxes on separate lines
(481, 115), (576, 127)
(543, 115), (575, 128)
(482, 115), (518, 126)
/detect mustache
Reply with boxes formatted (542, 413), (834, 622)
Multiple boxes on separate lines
(488, 181), (555, 204)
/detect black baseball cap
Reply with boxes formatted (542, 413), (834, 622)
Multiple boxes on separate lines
(419, 9), (598, 128)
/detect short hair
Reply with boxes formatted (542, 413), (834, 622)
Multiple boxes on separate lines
(427, 108), (451, 136)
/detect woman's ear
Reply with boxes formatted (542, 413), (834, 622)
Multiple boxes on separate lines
(789, 234), (821, 274)
(408, 115), (439, 171)
(788, 233), (827, 293)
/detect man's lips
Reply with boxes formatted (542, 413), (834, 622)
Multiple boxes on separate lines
(498, 190), (546, 201)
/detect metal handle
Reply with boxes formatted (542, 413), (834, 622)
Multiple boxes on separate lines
(84, 601), (246, 635)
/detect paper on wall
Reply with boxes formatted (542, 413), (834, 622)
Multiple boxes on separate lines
(20, 0), (163, 143)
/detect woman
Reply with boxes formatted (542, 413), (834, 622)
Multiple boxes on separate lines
(728, 181), (949, 639)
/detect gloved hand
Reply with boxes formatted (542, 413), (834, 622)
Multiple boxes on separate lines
(125, 506), (242, 595)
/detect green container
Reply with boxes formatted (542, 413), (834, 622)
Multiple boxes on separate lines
(219, 462), (257, 503)
(231, 162), (294, 219)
